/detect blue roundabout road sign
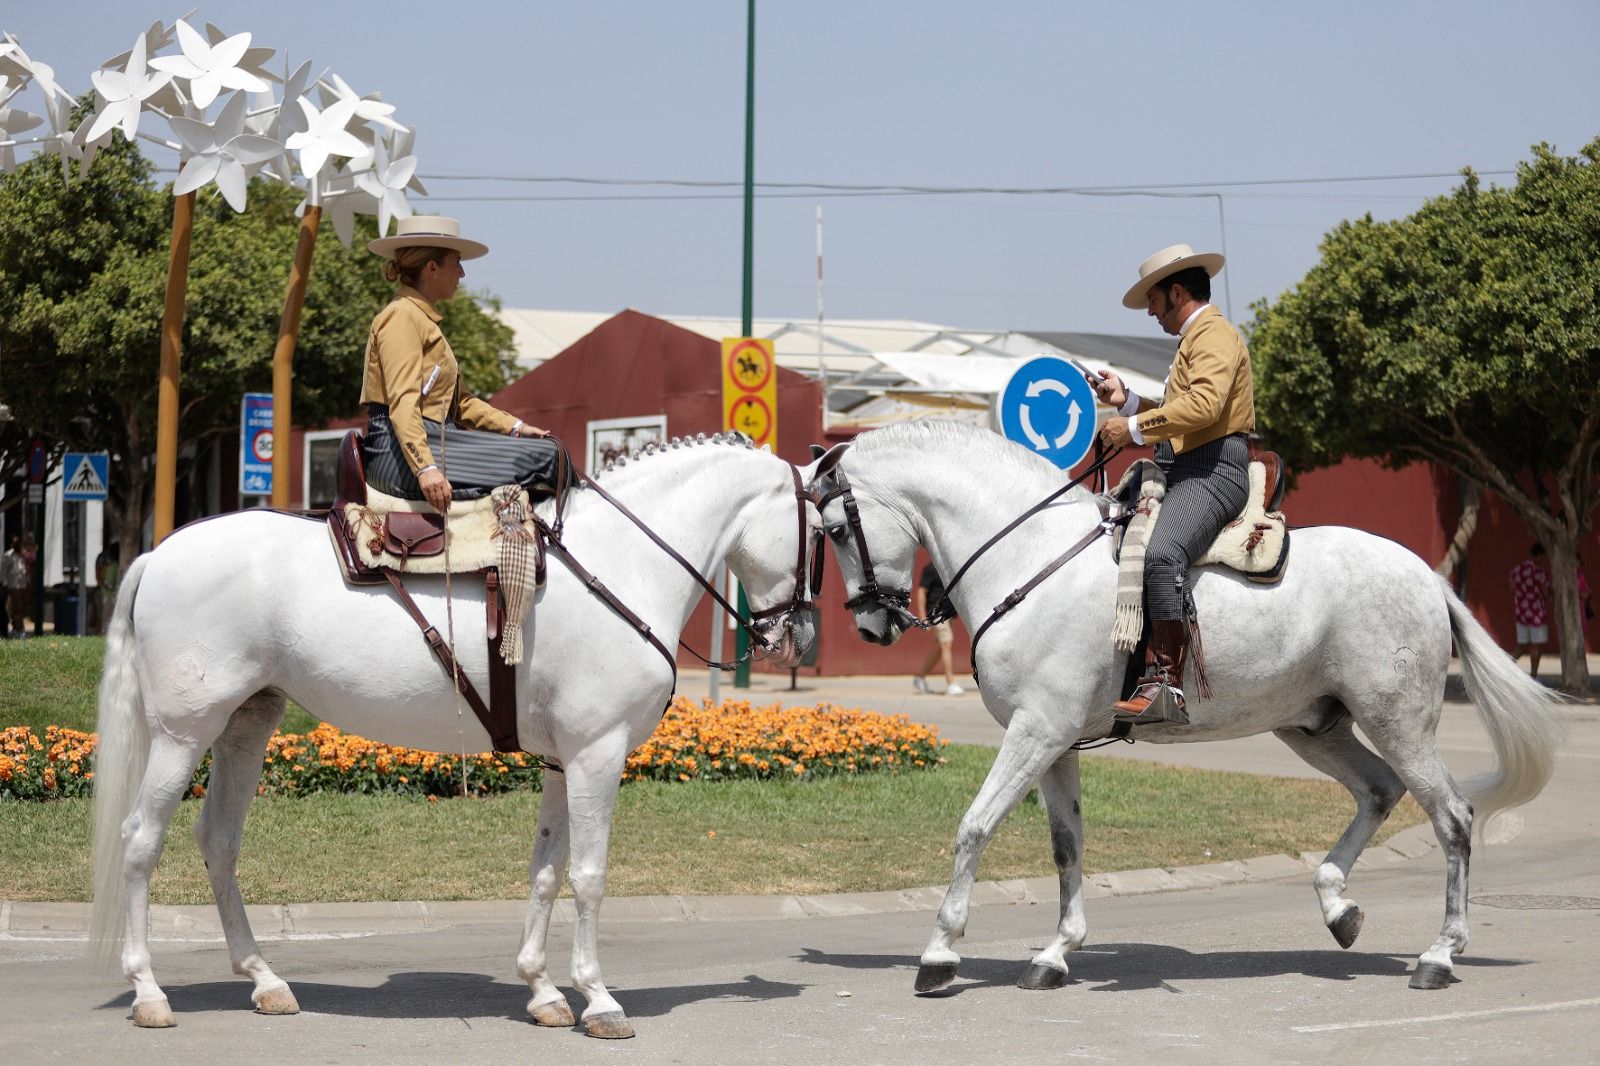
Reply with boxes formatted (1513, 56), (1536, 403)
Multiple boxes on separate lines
(995, 356), (1099, 470)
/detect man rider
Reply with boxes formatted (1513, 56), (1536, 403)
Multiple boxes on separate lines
(1089, 244), (1256, 722)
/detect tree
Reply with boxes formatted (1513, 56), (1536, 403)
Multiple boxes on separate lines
(1248, 139), (1600, 696)
(0, 135), (520, 574)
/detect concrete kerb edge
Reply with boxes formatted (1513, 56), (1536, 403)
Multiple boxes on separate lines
(0, 826), (1440, 938)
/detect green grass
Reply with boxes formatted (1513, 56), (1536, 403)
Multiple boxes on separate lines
(0, 743), (1425, 904)
(0, 636), (318, 734)
(0, 636), (1427, 903)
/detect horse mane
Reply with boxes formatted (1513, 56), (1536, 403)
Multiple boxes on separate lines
(589, 431), (766, 481)
(851, 419), (1095, 503)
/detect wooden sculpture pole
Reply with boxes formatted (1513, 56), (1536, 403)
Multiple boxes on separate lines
(152, 190), (196, 545)
(271, 198), (322, 508)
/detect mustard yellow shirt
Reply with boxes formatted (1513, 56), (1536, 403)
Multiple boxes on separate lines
(357, 287), (517, 473)
(1134, 305), (1256, 453)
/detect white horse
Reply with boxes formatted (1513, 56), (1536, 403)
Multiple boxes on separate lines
(91, 434), (820, 1039)
(801, 420), (1561, 994)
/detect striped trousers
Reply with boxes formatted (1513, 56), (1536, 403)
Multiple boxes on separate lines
(1145, 433), (1251, 620)
(362, 405), (568, 502)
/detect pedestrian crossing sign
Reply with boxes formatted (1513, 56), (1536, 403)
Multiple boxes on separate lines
(62, 452), (110, 501)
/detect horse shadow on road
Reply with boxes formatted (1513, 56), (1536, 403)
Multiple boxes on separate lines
(98, 970), (807, 1022)
(794, 944), (1530, 994)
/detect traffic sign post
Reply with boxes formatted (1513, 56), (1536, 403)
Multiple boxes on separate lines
(995, 356), (1100, 471)
(61, 452), (109, 637)
(721, 337), (778, 689)
(240, 392), (274, 498)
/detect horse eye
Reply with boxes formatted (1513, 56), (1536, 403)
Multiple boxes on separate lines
(826, 524), (848, 542)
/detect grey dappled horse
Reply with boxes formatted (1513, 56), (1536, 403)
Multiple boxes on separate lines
(800, 420), (1561, 993)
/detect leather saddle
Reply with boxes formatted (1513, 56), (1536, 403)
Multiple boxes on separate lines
(327, 430), (523, 754)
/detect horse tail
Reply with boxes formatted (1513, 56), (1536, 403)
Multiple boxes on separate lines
(90, 553), (152, 960)
(1439, 573), (1566, 839)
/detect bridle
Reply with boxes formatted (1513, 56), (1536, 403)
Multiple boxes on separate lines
(816, 465), (918, 626)
(815, 443), (1126, 653)
(559, 462), (822, 673)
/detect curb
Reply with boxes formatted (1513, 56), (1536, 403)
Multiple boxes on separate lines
(0, 823), (1439, 941)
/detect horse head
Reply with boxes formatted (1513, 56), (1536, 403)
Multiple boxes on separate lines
(721, 438), (823, 668)
(802, 440), (920, 646)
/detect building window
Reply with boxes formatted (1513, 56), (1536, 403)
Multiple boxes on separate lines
(303, 430), (350, 510)
(586, 415), (667, 473)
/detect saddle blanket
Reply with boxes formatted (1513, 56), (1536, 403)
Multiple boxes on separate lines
(344, 484), (542, 665)
(1110, 458), (1290, 651)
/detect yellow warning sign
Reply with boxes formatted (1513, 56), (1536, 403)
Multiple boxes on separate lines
(721, 337), (777, 447)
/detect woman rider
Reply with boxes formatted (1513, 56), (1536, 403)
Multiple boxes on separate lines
(361, 215), (566, 511)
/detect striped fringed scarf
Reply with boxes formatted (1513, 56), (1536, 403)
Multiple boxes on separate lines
(491, 485), (541, 665)
(1111, 460), (1167, 651)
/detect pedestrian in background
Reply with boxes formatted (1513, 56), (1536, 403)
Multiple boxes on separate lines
(1509, 544), (1552, 677)
(911, 562), (964, 696)
(1, 535), (25, 638)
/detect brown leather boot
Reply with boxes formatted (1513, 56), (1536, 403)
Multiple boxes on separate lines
(1112, 619), (1190, 724)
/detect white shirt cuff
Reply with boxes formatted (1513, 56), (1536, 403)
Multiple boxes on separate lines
(1119, 392), (1145, 444)
(510, 420), (524, 437)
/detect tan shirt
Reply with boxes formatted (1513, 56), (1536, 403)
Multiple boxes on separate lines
(357, 287), (517, 473)
(1134, 305), (1256, 453)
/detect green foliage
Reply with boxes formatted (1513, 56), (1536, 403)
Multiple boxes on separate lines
(1248, 139), (1600, 487)
(0, 128), (521, 536)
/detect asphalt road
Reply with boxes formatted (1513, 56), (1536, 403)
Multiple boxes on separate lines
(3, 662), (1596, 1064)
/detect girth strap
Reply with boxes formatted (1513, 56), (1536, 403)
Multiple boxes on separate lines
(382, 569), (520, 754)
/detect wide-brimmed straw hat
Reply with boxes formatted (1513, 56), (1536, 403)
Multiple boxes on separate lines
(368, 215), (489, 260)
(1121, 243), (1224, 309)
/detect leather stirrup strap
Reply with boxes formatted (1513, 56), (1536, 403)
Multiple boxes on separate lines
(484, 570), (519, 744)
(383, 570), (520, 753)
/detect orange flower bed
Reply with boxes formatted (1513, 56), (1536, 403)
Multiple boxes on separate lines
(2, 700), (947, 801)
(0, 725), (97, 800)
(623, 697), (949, 783)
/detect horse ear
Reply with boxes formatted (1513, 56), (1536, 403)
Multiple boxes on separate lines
(808, 444), (826, 460)
(800, 442), (850, 488)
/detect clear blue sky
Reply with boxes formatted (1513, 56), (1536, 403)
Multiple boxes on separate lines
(7, 2), (1597, 334)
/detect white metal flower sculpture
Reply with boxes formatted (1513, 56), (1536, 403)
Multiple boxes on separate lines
(355, 133), (416, 237)
(86, 33), (173, 142)
(284, 93), (365, 181)
(147, 19), (267, 111)
(0, 76), (43, 171)
(170, 90), (281, 211)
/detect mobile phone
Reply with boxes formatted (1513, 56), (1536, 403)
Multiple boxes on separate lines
(1069, 357), (1105, 382)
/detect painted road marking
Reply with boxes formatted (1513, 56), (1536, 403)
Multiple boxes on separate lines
(1292, 996), (1600, 1033)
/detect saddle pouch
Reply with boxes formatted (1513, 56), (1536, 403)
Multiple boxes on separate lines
(382, 511), (447, 565)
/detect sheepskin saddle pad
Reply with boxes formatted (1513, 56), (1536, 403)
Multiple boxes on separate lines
(1112, 458), (1290, 584)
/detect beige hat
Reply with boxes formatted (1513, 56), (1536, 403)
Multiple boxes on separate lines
(1121, 243), (1224, 309)
(368, 215), (489, 260)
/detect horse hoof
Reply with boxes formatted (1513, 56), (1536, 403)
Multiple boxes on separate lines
(1017, 963), (1068, 990)
(131, 998), (176, 1028)
(583, 1011), (636, 1039)
(253, 983), (300, 1015)
(1329, 904), (1364, 950)
(528, 998), (577, 1028)
(914, 961), (959, 993)
(1408, 962), (1453, 990)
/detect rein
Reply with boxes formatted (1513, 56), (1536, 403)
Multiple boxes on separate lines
(540, 462), (818, 676)
(819, 444), (1124, 635)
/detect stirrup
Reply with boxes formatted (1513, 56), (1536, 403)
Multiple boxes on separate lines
(1112, 680), (1190, 725)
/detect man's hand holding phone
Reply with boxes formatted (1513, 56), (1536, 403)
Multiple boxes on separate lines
(1071, 358), (1128, 408)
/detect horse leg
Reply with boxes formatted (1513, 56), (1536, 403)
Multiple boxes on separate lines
(515, 768), (577, 1028)
(1355, 716), (1473, 989)
(193, 692), (299, 1016)
(918, 723), (1062, 993)
(1018, 750), (1088, 990)
(1273, 716), (1406, 949)
(120, 731), (210, 1028)
(561, 747), (635, 1038)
